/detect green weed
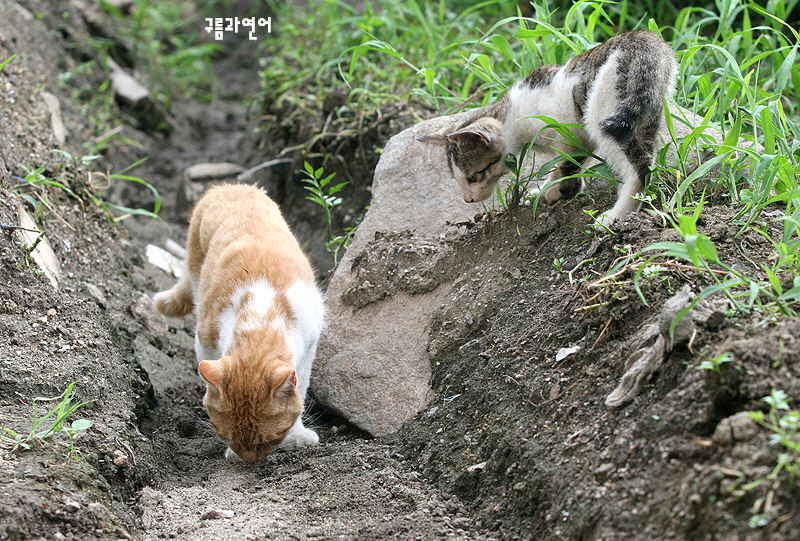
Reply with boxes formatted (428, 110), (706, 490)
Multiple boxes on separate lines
(739, 389), (800, 526)
(0, 382), (95, 458)
(301, 162), (352, 264)
(695, 352), (737, 375)
(14, 152), (162, 224)
(632, 198), (800, 329)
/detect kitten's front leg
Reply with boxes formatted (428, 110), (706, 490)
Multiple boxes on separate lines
(594, 175), (644, 229)
(278, 415), (319, 450)
(531, 157), (590, 203)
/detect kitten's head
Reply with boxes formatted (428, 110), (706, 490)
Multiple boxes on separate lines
(418, 116), (508, 203)
(198, 356), (303, 463)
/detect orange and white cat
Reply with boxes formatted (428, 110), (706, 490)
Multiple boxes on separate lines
(153, 184), (324, 463)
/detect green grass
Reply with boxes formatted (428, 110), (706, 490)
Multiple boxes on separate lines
(101, 0), (222, 105)
(259, 1), (800, 315)
(0, 53), (16, 72)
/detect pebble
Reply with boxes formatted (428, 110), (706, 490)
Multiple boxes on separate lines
(88, 502), (112, 521)
(201, 508), (235, 520)
(113, 450), (128, 467)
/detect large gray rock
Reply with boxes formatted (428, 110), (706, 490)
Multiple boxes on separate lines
(312, 113), (480, 437)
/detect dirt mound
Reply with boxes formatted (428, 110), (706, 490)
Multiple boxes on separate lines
(394, 200), (800, 540)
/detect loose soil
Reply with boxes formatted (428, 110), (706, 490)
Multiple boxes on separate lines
(1, 1), (798, 541)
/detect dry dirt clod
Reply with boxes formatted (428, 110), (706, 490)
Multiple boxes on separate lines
(606, 285), (729, 407)
(201, 508), (235, 520)
(712, 411), (760, 445)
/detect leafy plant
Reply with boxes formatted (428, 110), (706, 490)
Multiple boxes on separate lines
(0, 382), (95, 457)
(301, 161), (352, 264)
(749, 389), (800, 482)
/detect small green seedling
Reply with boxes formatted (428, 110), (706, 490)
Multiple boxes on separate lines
(0, 382), (95, 457)
(695, 352), (737, 375)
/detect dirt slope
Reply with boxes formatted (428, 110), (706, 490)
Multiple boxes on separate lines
(1, 1), (798, 541)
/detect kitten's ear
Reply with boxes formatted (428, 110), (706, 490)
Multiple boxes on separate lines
(446, 125), (496, 148)
(416, 131), (449, 146)
(272, 366), (298, 399)
(199, 359), (227, 401)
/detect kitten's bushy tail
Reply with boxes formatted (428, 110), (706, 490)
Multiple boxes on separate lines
(601, 41), (676, 145)
(153, 276), (194, 318)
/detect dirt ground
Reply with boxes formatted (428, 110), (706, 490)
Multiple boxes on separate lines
(1, 1), (799, 540)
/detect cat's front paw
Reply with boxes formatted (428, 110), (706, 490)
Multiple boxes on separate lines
(278, 427), (319, 450)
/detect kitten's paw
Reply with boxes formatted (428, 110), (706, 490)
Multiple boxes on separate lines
(279, 427), (319, 450)
(592, 212), (617, 231)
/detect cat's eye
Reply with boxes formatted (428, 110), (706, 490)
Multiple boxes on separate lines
(470, 156), (502, 183)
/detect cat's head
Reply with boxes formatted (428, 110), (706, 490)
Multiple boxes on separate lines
(418, 117), (508, 203)
(198, 357), (303, 463)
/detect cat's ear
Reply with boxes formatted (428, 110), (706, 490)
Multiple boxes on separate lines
(446, 125), (496, 148)
(199, 359), (227, 401)
(416, 131), (449, 146)
(273, 366), (298, 399)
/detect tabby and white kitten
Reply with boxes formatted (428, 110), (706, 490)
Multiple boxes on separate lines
(153, 184), (324, 463)
(419, 31), (677, 227)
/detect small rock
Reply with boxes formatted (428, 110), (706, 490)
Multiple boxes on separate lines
(466, 461), (487, 473)
(112, 450), (128, 467)
(201, 508), (235, 520)
(85, 283), (107, 308)
(555, 344), (581, 362)
(107, 58), (168, 131)
(712, 411), (760, 446)
(88, 502), (112, 521)
(63, 501), (81, 513)
(183, 163), (245, 181)
(594, 462), (615, 476)
(41, 91), (66, 144)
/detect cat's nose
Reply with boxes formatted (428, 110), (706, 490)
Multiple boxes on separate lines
(464, 195), (474, 203)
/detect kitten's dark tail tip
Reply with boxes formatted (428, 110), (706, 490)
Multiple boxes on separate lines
(599, 115), (634, 145)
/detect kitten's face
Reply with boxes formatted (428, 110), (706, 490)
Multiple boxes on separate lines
(419, 117), (508, 203)
(200, 358), (303, 463)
